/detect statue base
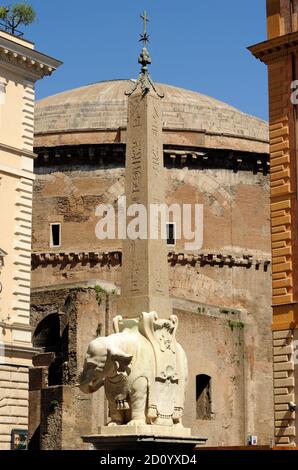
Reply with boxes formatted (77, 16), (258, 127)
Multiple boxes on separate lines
(82, 425), (207, 451)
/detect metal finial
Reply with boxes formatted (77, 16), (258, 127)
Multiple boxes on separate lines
(125, 11), (164, 98)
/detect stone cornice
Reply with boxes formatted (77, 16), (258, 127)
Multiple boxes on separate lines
(34, 129), (269, 155)
(34, 126), (269, 145)
(0, 142), (36, 159)
(0, 163), (35, 180)
(1, 343), (40, 359)
(32, 251), (122, 267)
(173, 297), (245, 319)
(0, 321), (34, 332)
(248, 30), (298, 64)
(168, 251), (271, 271)
(31, 250), (271, 271)
(163, 128), (269, 145)
(34, 143), (269, 175)
(0, 35), (62, 79)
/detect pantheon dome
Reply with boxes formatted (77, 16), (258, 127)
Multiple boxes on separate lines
(34, 79), (268, 154)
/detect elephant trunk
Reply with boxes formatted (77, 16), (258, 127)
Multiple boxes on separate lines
(79, 381), (94, 394)
(78, 364), (104, 394)
(79, 378), (104, 394)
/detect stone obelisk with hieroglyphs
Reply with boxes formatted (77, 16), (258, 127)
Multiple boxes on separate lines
(118, 12), (172, 319)
(81, 13), (204, 449)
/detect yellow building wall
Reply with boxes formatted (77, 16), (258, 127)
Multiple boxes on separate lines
(0, 28), (59, 449)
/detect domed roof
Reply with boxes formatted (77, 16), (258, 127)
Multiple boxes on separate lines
(34, 79), (268, 152)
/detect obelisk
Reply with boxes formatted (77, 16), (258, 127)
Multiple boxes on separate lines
(81, 13), (206, 449)
(118, 13), (172, 319)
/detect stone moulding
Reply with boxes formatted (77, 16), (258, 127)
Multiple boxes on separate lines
(31, 250), (271, 271)
(0, 35), (62, 78)
(34, 144), (270, 175)
(248, 30), (298, 65)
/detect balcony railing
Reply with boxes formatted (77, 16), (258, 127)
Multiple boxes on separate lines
(0, 21), (24, 37)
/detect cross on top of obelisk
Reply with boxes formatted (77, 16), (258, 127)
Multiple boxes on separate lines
(140, 10), (150, 45)
(125, 11), (164, 98)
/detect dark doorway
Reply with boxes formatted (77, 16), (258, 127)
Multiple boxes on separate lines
(196, 374), (212, 420)
(33, 313), (66, 386)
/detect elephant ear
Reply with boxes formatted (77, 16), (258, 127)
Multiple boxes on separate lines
(109, 345), (133, 372)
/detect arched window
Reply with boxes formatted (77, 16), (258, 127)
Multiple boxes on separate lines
(33, 313), (61, 352)
(32, 313), (65, 386)
(196, 374), (212, 420)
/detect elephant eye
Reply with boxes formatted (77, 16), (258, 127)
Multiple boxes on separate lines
(87, 361), (97, 368)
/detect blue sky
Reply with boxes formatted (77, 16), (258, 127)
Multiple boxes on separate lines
(23, 0), (268, 120)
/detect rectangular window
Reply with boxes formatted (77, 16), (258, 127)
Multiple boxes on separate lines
(166, 223), (176, 246)
(50, 223), (61, 248)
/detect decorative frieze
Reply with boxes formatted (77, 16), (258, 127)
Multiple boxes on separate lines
(34, 144), (270, 175)
(168, 252), (270, 270)
(31, 250), (271, 272)
(0, 36), (60, 79)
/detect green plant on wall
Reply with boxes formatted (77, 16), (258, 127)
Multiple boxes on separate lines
(0, 3), (36, 35)
(94, 284), (107, 305)
(93, 284), (117, 305)
(227, 320), (245, 331)
(94, 284), (107, 295)
(49, 400), (59, 413)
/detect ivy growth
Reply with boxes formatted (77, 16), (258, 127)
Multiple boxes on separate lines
(49, 400), (59, 413)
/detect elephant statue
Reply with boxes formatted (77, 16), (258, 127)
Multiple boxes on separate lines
(78, 312), (188, 427)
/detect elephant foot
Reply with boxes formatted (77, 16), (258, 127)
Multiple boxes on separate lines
(107, 421), (121, 427)
(173, 421), (183, 428)
(126, 419), (146, 426)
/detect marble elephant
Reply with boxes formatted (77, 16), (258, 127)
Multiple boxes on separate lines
(78, 325), (187, 426)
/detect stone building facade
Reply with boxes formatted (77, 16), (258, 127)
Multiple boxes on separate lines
(0, 30), (61, 449)
(29, 80), (274, 448)
(249, 0), (298, 447)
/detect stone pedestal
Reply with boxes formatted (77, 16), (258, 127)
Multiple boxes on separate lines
(82, 426), (206, 452)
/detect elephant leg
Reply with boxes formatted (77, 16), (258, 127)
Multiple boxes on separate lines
(108, 403), (124, 426)
(127, 377), (147, 426)
(173, 417), (183, 427)
(172, 406), (184, 427)
(108, 409), (123, 426)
